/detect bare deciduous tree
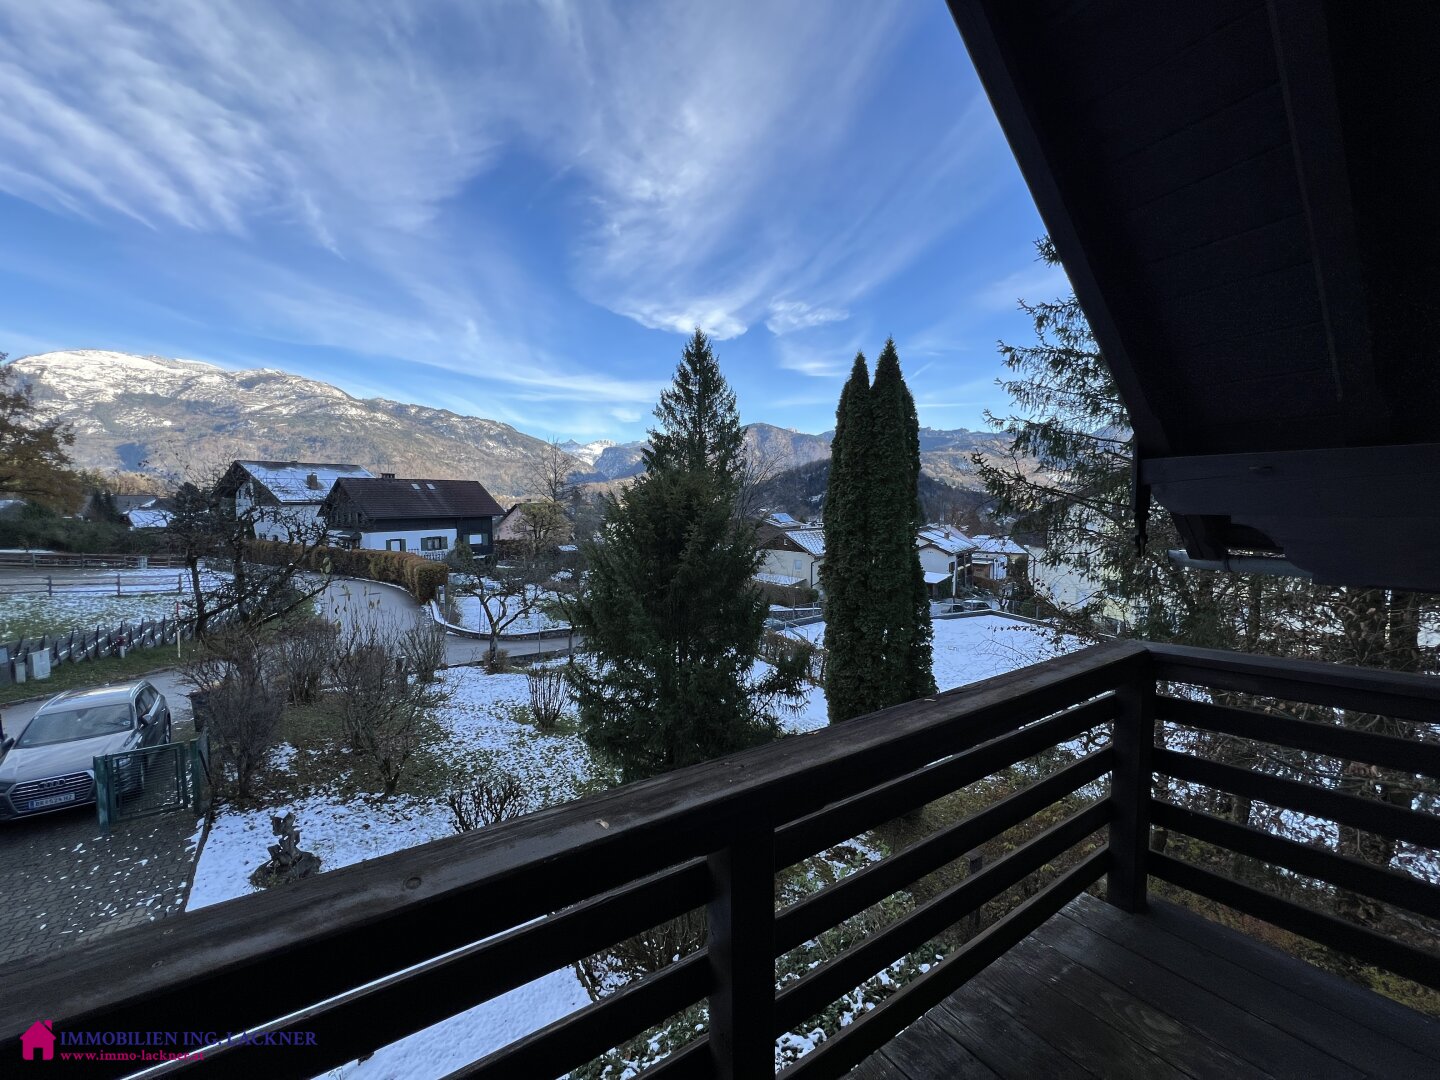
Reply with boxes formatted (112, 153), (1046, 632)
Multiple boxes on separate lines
(528, 437), (580, 508)
(328, 617), (439, 796)
(450, 550), (551, 660)
(275, 618), (338, 705)
(161, 464), (332, 638)
(181, 629), (284, 801)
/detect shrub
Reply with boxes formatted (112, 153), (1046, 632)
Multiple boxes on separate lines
(328, 620), (440, 796)
(244, 540), (450, 603)
(276, 618), (338, 705)
(527, 667), (569, 731)
(756, 580), (820, 609)
(443, 766), (530, 833)
(400, 619), (446, 682)
(182, 630), (284, 801)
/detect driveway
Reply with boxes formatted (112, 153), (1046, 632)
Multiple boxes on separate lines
(314, 578), (576, 666)
(0, 680), (201, 963)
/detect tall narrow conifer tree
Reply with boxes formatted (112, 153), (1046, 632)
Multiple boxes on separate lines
(823, 341), (933, 723)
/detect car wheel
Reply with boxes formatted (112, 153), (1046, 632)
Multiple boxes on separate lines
(163, 718), (172, 745)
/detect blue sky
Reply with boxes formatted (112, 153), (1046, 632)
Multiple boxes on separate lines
(0, 1), (1066, 442)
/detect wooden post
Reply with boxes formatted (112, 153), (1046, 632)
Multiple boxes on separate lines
(1107, 659), (1156, 912)
(708, 829), (775, 1079)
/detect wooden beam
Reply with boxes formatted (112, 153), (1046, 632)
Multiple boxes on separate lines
(945, 0), (1173, 459)
(1266, 0), (1390, 438)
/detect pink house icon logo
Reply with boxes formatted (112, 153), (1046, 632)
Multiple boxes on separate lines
(21, 1020), (55, 1061)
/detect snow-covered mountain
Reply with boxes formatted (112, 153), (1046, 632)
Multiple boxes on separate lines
(9, 350), (1023, 500)
(556, 439), (616, 469)
(10, 350), (559, 499)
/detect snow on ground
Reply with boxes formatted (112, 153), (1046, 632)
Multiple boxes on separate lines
(452, 592), (570, 637)
(775, 615), (1080, 733)
(188, 665), (599, 1078)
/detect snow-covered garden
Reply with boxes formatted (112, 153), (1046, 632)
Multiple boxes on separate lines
(181, 611), (1082, 1076)
(0, 568), (230, 640)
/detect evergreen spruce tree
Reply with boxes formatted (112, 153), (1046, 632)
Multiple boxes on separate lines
(570, 330), (805, 783)
(823, 343), (934, 723)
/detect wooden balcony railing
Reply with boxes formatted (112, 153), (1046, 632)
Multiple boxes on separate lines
(1, 639), (1437, 1079)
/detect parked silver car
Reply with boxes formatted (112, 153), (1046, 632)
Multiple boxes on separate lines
(0, 681), (172, 820)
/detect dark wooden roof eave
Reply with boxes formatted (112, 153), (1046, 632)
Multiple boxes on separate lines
(948, 0), (1440, 593)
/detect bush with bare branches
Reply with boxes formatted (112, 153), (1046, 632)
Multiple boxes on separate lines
(527, 667), (570, 731)
(328, 618), (439, 796)
(276, 618), (338, 705)
(443, 766), (531, 833)
(181, 630), (284, 801)
(400, 618), (446, 682)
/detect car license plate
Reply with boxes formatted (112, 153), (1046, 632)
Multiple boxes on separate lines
(27, 793), (77, 810)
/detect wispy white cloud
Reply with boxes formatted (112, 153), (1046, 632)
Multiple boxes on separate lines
(975, 260), (1072, 313)
(0, 1), (1013, 434)
(765, 301), (849, 336)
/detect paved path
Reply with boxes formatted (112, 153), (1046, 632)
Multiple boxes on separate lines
(0, 689), (201, 963)
(314, 578), (576, 666)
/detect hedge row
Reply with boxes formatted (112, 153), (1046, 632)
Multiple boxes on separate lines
(244, 540), (449, 603)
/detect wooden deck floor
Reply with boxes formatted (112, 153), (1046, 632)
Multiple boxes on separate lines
(852, 892), (1440, 1080)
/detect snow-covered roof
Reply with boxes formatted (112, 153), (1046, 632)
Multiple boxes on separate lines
(127, 507), (172, 529)
(756, 572), (807, 587)
(787, 529), (826, 557)
(764, 512), (800, 528)
(922, 571), (951, 585)
(970, 535), (1028, 556)
(916, 525), (977, 555)
(228, 460), (375, 504)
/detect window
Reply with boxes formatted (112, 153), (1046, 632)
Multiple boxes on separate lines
(137, 687), (157, 714)
(421, 536), (448, 551)
(387, 539), (406, 552)
(793, 558), (803, 572)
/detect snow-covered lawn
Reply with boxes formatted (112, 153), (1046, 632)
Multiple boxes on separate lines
(775, 614), (1078, 733)
(451, 592), (570, 637)
(188, 665), (601, 1077)
(0, 570), (230, 640)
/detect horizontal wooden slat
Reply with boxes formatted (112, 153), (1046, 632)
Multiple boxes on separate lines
(1148, 640), (1440, 725)
(776, 698), (1115, 868)
(1151, 801), (1440, 921)
(137, 861), (711, 1079)
(637, 1036), (709, 1080)
(0, 639), (1147, 1052)
(773, 800), (1110, 1032)
(781, 850), (1110, 1080)
(776, 750), (1113, 953)
(1150, 853), (1440, 992)
(1158, 695), (1440, 778)
(1155, 748), (1440, 850)
(453, 952), (710, 1080)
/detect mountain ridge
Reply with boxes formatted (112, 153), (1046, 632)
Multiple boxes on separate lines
(8, 350), (1022, 501)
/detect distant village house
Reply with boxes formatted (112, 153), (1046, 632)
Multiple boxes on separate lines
(216, 460), (376, 542)
(320, 475), (505, 559)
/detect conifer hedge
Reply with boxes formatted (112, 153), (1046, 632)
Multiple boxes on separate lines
(244, 540), (449, 603)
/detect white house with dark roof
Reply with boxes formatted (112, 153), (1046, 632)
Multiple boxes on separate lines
(915, 525), (978, 596)
(969, 535), (1028, 582)
(320, 477), (505, 558)
(758, 526), (826, 592)
(216, 460), (376, 542)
